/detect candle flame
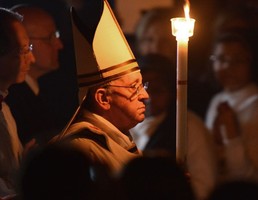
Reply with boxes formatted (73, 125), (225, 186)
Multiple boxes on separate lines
(170, 0), (195, 40)
(184, 0), (190, 19)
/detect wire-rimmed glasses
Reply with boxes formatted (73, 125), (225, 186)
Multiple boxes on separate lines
(30, 30), (60, 43)
(105, 82), (149, 100)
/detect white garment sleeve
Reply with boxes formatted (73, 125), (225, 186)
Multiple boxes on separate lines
(223, 137), (257, 181)
(187, 111), (218, 200)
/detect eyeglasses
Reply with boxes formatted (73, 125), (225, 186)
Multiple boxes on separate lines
(105, 82), (149, 100)
(209, 54), (250, 65)
(30, 30), (60, 43)
(0, 44), (33, 57)
(19, 44), (33, 55)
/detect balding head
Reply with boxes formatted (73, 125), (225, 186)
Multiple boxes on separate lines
(12, 5), (55, 38)
(11, 5), (63, 79)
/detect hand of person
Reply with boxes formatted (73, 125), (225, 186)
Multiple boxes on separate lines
(212, 101), (240, 145)
(23, 138), (38, 158)
(0, 194), (17, 200)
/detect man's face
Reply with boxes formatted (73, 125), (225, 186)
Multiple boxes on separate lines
(26, 13), (63, 75)
(0, 21), (35, 87)
(212, 42), (252, 91)
(106, 71), (149, 132)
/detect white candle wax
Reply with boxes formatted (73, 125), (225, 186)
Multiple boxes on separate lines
(176, 38), (188, 164)
(171, 17), (195, 164)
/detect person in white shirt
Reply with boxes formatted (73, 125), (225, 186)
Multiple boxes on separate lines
(0, 7), (35, 198)
(205, 31), (258, 183)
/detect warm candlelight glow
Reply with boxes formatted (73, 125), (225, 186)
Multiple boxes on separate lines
(170, 0), (195, 165)
(184, 0), (190, 19)
(171, 0), (195, 40)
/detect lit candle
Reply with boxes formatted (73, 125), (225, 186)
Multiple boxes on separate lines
(170, 1), (195, 164)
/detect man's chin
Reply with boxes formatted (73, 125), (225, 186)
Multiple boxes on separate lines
(137, 114), (146, 123)
(16, 76), (26, 83)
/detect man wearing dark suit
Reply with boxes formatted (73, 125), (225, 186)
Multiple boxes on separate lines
(6, 5), (78, 145)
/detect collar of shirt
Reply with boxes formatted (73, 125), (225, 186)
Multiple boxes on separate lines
(25, 75), (40, 95)
(0, 90), (8, 110)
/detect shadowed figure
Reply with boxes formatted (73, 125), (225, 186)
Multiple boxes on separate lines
(118, 153), (196, 200)
(18, 143), (111, 200)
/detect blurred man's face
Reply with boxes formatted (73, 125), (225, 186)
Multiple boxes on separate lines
(0, 21), (35, 87)
(26, 13), (63, 75)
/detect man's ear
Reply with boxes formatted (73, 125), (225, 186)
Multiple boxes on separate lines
(95, 88), (111, 110)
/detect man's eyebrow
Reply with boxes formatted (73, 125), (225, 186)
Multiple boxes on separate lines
(130, 80), (141, 86)
(19, 44), (29, 49)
